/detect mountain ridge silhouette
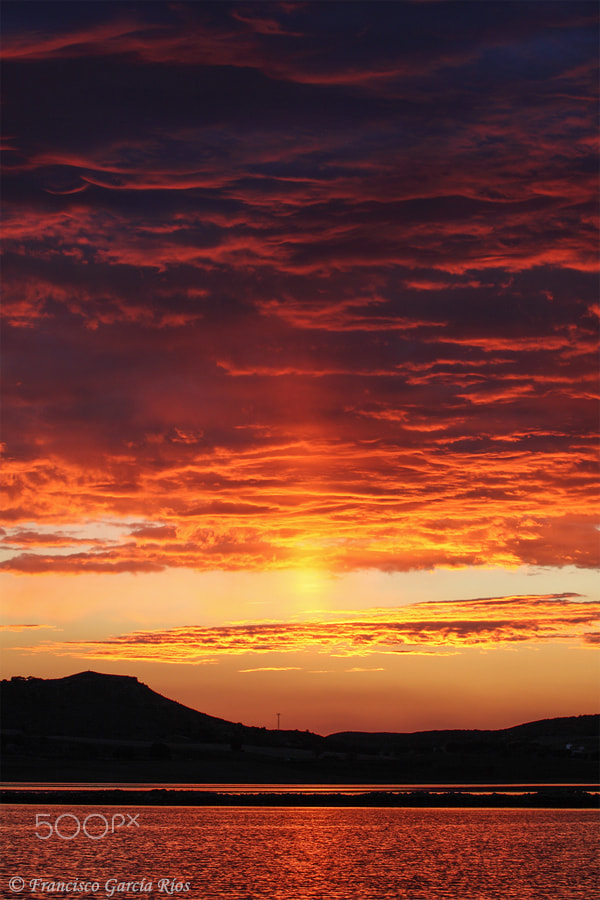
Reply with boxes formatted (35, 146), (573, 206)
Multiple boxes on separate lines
(2, 670), (598, 747)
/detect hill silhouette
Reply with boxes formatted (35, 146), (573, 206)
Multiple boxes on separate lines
(329, 715), (600, 751)
(1, 671), (235, 742)
(1, 671), (598, 784)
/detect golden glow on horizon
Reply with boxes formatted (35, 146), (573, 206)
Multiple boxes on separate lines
(1, 568), (598, 733)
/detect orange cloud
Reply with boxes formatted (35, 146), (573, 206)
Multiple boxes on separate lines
(1, 430), (598, 573)
(0, 624), (57, 631)
(17, 594), (599, 662)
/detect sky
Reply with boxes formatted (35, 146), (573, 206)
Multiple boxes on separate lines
(1, 0), (598, 735)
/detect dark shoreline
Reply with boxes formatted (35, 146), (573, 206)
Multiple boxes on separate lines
(1, 789), (598, 808)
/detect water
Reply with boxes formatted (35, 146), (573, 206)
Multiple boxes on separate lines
(1, 806), (598, 899)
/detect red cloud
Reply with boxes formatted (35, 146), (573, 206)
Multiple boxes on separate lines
(1, 3), (598, 577)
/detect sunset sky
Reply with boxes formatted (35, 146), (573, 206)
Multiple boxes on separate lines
(1, 1), (598, 735)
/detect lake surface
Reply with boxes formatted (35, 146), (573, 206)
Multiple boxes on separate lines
(1, 806), (598, 899)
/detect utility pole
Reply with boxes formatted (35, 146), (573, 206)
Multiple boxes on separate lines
(276, 712), (281, 730)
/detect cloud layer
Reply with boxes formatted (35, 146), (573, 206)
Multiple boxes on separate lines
(1, 2), (598, 575)
(18, 594), (599, 662)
